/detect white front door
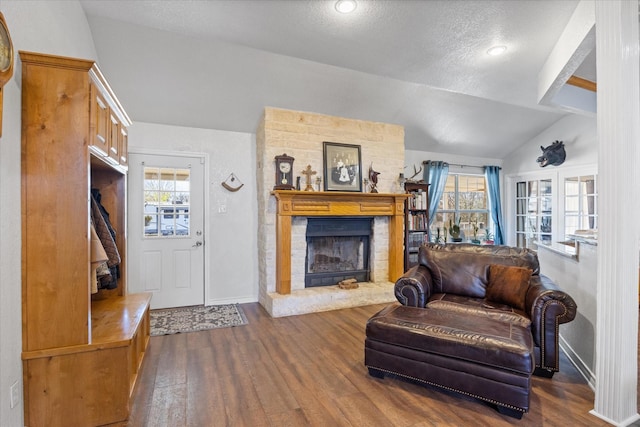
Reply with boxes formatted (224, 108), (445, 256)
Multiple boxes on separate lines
(128, 152), (206, 309)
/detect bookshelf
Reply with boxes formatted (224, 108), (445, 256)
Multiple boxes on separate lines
(404, 182), (430, 270)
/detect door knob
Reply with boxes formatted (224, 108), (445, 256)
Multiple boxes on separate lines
(192, 241), (203, 247)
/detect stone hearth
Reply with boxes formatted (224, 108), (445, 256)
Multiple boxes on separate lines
(262, 282), (397, 318)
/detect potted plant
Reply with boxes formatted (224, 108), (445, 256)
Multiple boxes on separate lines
(484, 228), (494, 245)
(144, 215), (152, 226)
(471, 218), (481, 244)
(449, 218), (462, 242)
(434, 227), (442, 243)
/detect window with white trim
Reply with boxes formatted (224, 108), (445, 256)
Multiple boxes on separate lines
(430, 174), (492, 243)
(512, 170), (597, 249)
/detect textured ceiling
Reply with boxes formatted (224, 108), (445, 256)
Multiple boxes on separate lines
(80, 0), (582, 158)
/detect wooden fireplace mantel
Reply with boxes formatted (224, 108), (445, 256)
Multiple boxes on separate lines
(272, 190), (411, 294)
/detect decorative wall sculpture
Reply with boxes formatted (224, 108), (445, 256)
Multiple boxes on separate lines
(537, 140), (566, 167)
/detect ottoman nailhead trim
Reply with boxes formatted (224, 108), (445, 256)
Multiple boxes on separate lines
(365, 365), (527, 413)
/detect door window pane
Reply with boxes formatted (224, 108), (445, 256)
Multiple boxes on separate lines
(515, 178), (552, 248)
(144, 167), (191, 237)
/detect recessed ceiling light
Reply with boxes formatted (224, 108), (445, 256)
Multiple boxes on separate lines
(335, 0), (357, 14)
(487, 45), (507, 56)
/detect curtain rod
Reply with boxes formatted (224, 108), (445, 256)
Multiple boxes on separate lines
(421, 161), (501, 170)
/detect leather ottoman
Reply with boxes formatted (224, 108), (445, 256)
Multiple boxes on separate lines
(364, 303), (535, 418)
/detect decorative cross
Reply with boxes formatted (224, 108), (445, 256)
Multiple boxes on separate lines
(301, 165), (317, 191)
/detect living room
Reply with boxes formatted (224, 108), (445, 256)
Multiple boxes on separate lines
(1, 1), (638, 426)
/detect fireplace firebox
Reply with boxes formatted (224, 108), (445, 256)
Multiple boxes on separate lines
(305, 217), (372, 288)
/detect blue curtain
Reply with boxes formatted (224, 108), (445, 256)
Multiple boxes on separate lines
(485, 166), (505, 245)
(424, 161), (449, 239)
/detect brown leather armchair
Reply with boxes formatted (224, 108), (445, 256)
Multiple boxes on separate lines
(394, 243), (577, 377)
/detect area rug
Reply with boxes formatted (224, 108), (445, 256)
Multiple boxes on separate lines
(150, 304), (248, 336)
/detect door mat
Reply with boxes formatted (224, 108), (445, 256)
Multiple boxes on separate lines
(150, 304), (248, 336)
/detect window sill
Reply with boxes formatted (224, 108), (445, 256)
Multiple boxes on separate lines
(533, 239), (579, 261)
(566, 234), (598, 246)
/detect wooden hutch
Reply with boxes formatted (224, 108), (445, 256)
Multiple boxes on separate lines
(20, 51), (151, 426)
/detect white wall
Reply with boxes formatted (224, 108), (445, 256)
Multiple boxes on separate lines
(503, 113), (597, 175)
(502, 113), (597, 244)
(0, 59), (22, 427)
(1, 1), (99, 425)
(538, 242), (597, 385)
(127, 122), (259, 305)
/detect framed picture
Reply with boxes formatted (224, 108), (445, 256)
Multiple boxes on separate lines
(323, 142), (362, 192)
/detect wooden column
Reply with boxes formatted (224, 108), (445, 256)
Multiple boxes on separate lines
(388, 200), (406, 280)
(275, 202), (292, 294)
(272, 191), (409, 295)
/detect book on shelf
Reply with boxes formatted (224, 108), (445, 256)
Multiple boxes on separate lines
(408, 190), (428, 211)
(408, 212), (427, 230)
(407, 231), (427, 250)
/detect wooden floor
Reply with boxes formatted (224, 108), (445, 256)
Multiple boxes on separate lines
(127, 302), (629, 427)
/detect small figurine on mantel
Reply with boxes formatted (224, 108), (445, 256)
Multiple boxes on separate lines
(368, 163), (380, 193)
(403, 164), (424, 184)
(301, 165), (317, 191)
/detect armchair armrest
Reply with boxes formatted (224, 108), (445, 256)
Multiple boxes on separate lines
(394, 265), (433, 307)
(525, 274), (578, 373)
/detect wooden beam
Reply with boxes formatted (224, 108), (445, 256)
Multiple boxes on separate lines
(567, 75), (597, 92)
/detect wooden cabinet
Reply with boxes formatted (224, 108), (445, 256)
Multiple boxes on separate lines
(404, 182), (430, 270)
(89, 65), (129, 167)
(20, 51), (150, 427)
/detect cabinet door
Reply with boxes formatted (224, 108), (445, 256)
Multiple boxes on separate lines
(91, 85), (110, 156)
(109, 112), (120, 163)
(119, 125), (128, 167)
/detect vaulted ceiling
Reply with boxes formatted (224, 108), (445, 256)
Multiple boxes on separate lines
(80, 0), (585, 158)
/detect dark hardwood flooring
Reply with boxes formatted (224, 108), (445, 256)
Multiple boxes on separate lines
(127, 303), (628, 426)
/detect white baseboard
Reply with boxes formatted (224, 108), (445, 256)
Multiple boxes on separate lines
(206, 295), (258, 306)
(559, 334), (595, 390)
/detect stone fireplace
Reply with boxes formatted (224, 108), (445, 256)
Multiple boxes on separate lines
(305, 217), (372, 288)
(256, 107), (406, 317)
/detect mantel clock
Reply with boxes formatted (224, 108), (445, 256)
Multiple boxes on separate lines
(274, 153), (295, 190)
